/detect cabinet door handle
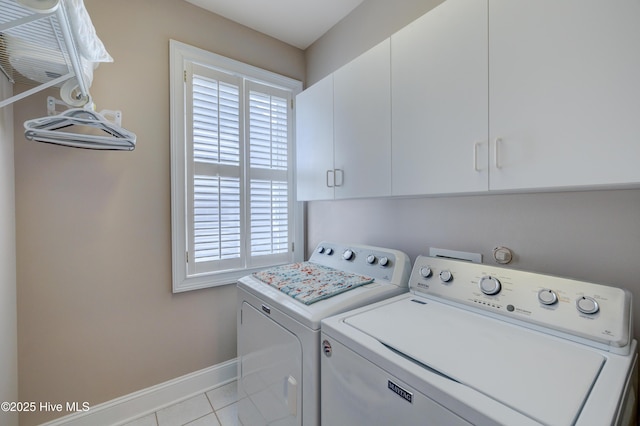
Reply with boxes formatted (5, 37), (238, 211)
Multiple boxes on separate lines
(494, 138), (503, 169)
(334, 169), (344, 187)
(326, 169), (334, 188)
(474, 142), (481, 172)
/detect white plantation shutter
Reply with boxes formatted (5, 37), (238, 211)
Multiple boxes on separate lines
(248, 90), (288, 170)
(250, 180), (289, 257)
(187, 64), (244, 275)
(193, 175), (241, 262)
(192, 77), (240, 166)
(247, 82), (292, 265)
(171, 42), (301, 291)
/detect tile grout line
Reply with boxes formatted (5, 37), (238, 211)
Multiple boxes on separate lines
(203, 391), (224, 426)
(126, 381), (241, 426)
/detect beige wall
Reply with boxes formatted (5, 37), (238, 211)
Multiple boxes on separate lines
(305, 0), (445, 85)
(0, 76), (18, 426)
(11, 0), (640, 424)
(304, 0), (640, 343)
(13, 1), (304, 424)
(307, 191), (640, 329)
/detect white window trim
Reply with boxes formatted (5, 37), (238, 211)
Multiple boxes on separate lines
(170, 39), (304, 292)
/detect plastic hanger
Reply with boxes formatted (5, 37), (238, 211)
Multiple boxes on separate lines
(16, 0), (60, 14)
(23, 97), (136, 150)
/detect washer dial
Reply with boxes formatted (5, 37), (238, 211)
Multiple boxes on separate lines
(366, 254), (377, 264)
(379, 257), (390, 267)
(538, 289), (558, 305)
(479, 276), (501, 295)
(576, 296), (599, 315)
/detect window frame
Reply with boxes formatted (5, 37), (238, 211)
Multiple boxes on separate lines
(170, 40), (304, 293)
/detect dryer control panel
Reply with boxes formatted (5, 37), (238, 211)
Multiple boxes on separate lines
(410, 255), (632, 354)
(311, 241), (411, 286)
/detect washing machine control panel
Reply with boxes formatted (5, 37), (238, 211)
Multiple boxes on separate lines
(410, 255), (632, 353)
(311, 242), (411, 285)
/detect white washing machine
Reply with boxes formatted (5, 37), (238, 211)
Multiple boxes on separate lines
(321, 255), (638, 426)
(236, 241), (411, 426)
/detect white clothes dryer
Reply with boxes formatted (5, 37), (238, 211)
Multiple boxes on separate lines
(321, 255), (638, 426)
(237, 241), (411, 426)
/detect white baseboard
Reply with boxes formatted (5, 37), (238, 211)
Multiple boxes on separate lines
(40, 359), (237, 426)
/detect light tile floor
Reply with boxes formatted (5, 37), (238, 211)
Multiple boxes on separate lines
(121, 381), (241, 426)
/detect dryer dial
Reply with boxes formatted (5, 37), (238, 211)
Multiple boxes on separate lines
(440, 270), (453, 283)
(343, 249), (354, 261)
(419, 266), (432, 278)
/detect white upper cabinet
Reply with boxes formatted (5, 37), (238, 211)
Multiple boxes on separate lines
(296, 74), (334, 201)
(297, 0), (640, 201)
(489, 0), (640, 191)
(392, 0), (488, 196)
(296, 39), (391, 201)
(333, 38), (391, 199)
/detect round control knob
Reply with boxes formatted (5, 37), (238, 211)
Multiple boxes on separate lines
(379, 257), (390, 267)
(343, 249), (354, 261)
(538, 289), (558, 305)
(366, 254), (377, 264)
(576, 296), (599, 315)
(478, 276), (501, 295)
(317, 246), (325, 254)
(325, 248), (334, 256)
(419, 266), (432, 278)
(440, 270), (453, 283)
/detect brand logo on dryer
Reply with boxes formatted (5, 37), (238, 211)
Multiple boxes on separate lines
(388, 380), (413, 403)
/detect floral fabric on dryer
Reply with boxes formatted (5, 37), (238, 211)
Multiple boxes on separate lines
(253, 261), (375, 305)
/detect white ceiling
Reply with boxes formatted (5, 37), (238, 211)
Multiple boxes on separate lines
(184, 0), (365, 49)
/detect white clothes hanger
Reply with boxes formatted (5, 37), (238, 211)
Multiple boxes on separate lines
(23, 97), (136, 151)
(16, 0), (60, 14)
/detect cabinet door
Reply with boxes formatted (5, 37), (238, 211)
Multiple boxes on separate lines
(295, 75), (335, 201)
(489, 0), (640, 191)
(392, 0), (489, 196)
(334, 39), (391, 199)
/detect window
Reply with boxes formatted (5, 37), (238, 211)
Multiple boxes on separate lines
(170, 40), (303, 292)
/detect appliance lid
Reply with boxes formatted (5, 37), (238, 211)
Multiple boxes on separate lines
(238, 274), (405, 330)
(252, 261), (375, 305)
(344, 297), (606, 426)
